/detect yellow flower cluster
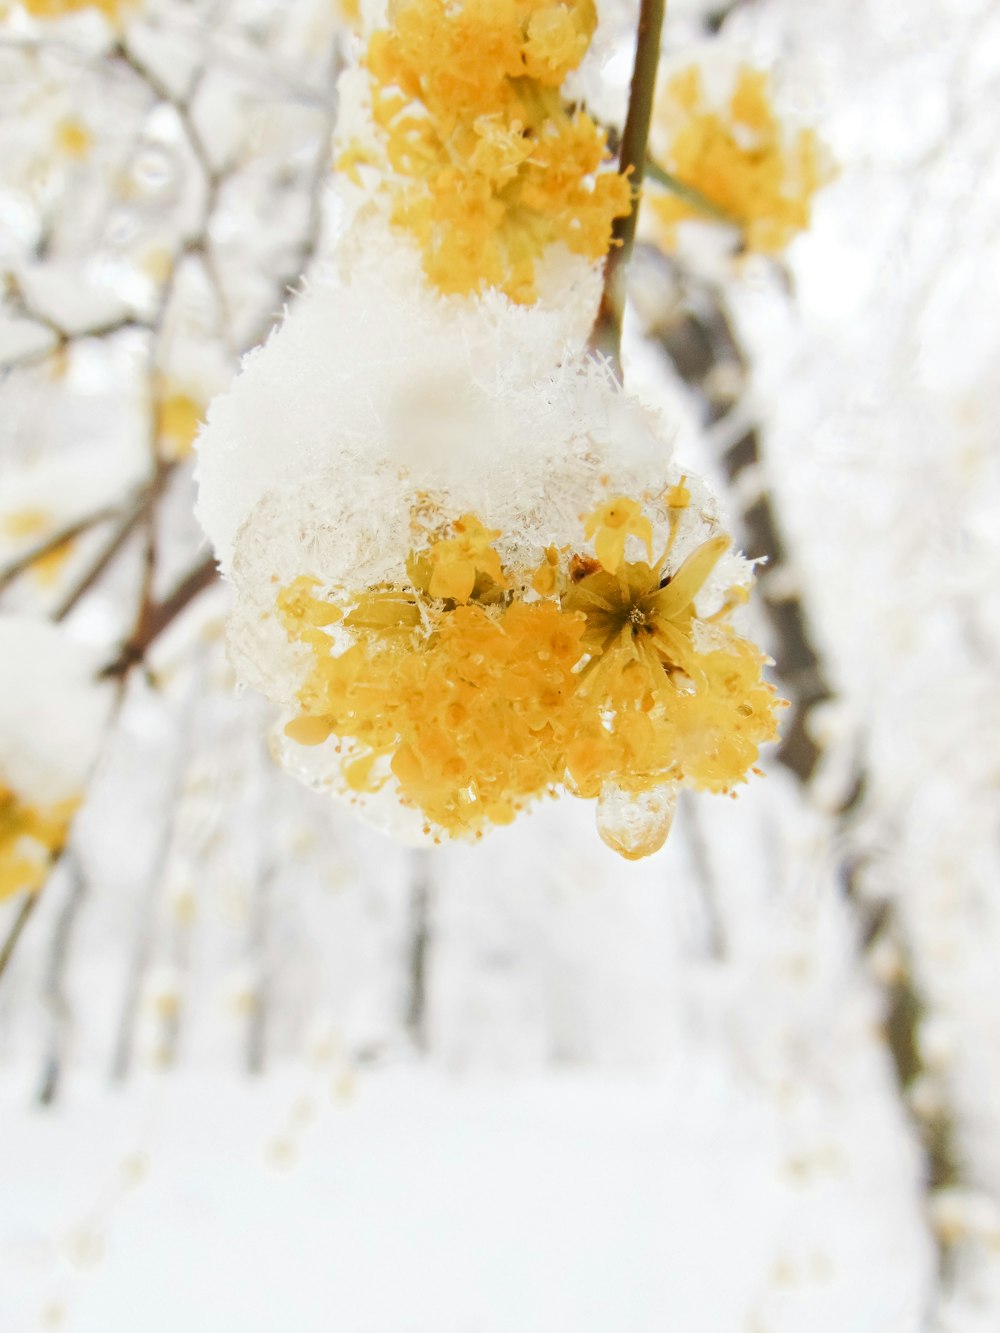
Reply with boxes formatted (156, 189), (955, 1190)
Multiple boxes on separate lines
(339, 0), (631, 303)
(0, 784), (77, 901)
(650, 65), (831, 253)
(277, 498), (780, 858)
(16, 0), (130, 18)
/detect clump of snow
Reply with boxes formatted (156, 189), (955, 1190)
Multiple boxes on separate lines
(0, 616), (114, 804)
(194, 269), (751, 831)
(196, 269), (745, 689)
(197, 266), (731, 568)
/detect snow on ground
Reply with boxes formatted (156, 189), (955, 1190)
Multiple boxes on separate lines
(0, 1061), (928, 1333)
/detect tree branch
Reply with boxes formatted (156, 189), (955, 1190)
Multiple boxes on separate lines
(101, 552), (219, 680)
(640, 249), (962, 1278)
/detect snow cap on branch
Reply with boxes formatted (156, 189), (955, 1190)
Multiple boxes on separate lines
(0, 616), (113, 805)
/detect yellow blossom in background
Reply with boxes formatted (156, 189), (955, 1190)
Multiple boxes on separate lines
(340, 0), (631, 302)
(2, 509), (76, 587)
(17, 0), (132, 18)
(649, 64), (832, 253)
(0, 784), (78, 901)
(54, 118), (92, 159)
(155, 387), (204, 462)
(277, 501), (780, 857)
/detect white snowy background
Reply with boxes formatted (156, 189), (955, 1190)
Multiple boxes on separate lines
(1, 0), (999, 1330)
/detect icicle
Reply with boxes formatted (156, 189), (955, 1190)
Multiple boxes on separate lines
(595, 780), (678, 860)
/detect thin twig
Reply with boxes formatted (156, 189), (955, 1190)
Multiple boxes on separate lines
(644, 157), (740, 227)
(36, 851), (87, 1106)
(110, 38), (234, 350)
(590, 0), (667, 371)
(679, 792), (725, 960)
(101, 551), (219, 680)
(406, 851), (433, 1051)
(246, 745), (277, 1076)
(0, 316), (148, 375)
(50, 489), (157, 624)
(110, 654), (208, 1081)
(0, 505), (121, 597)
(0, 892), (41, 985)
(243, 39), (343, 351)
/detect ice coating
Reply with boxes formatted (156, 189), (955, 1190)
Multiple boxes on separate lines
(196, 275), (771, 850)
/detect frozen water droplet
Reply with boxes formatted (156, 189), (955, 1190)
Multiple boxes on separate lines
(596, 780), (677, 860)
(132, 146), (178, 197)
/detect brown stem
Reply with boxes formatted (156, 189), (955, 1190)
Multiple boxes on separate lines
(0, 272), (148, 371)
(101, 552), (218, 679)
(51, 489), (155, 623)
(590, 0), (666, 371)
(0, 505), (121, 597)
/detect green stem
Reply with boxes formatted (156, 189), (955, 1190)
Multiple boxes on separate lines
(644, 157), (740, 226)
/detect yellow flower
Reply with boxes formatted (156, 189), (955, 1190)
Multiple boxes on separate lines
(564, 534), (728, 680)
(0, 784), (77, 901)
(278, 499), (781, 856)
(530, 543), (562, 596)
(276, 576), (343, 656)
(424, 514), (507, 603)
(341, 0), (631, 302)
(650, 64), (832, 253)
(584, 496), (654, 573)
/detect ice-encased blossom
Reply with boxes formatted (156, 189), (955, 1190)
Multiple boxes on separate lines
(0, 617), (113, 898)
(196, 273), (780, 856)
